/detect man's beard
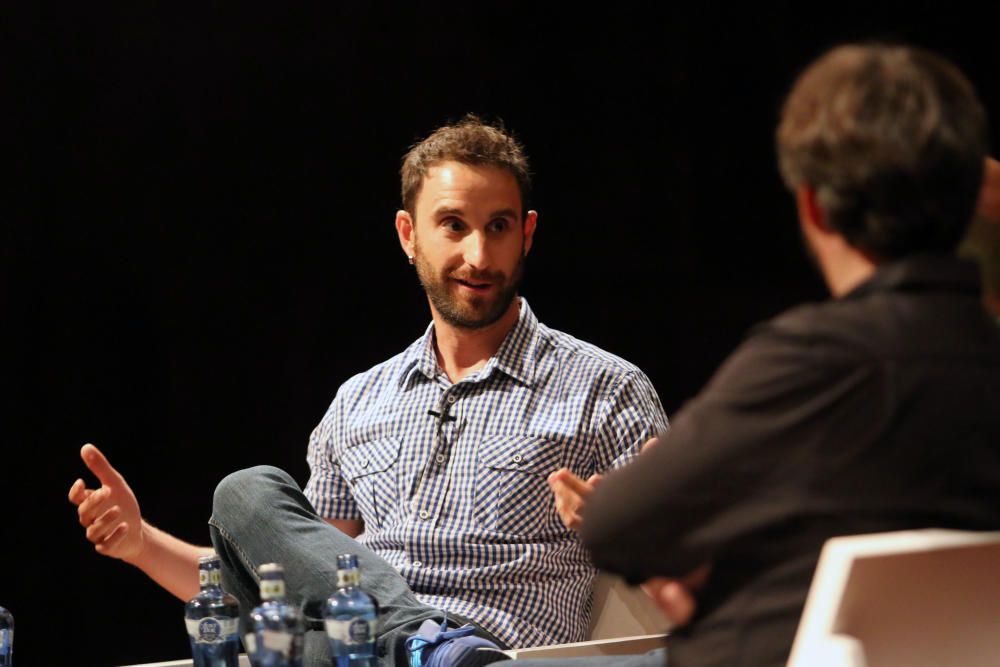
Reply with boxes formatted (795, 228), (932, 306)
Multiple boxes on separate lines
(413, 242), (526, 330)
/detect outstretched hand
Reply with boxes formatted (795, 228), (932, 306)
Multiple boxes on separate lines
(547, 468), (603, 532)
(68, 444), (145, 562)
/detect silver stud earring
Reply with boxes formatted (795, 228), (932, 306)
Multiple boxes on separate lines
(407, 255), (415, 265)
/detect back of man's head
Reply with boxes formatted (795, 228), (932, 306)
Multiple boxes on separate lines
(777, 44), (990, 261)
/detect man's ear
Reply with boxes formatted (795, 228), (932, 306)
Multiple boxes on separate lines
(976, 157), (1000, 224)
(795, 185), (829, 233)
(523, 210), (538, 256)
(396, 210), (415, 259)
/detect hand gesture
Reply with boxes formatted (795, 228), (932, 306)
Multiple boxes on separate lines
(547, 468), (603, 532)
(68, 444), (145, 562)
(641, 564), (712, 628)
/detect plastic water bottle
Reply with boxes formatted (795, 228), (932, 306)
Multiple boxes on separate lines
(185, 554), (240, 667)
(0, 605), (13, 666)
(247, 563), (305, 667)
(324, 554), (378, 667)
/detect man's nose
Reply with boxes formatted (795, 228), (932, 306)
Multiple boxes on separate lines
(462, 231), (490, 269)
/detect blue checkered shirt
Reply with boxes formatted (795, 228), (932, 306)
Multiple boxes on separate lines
(304, 299), (668, 647)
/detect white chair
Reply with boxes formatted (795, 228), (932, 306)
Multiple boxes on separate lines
(787, 529), (1000, 667)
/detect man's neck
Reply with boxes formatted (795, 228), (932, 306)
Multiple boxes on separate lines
(431, 298), (521, 383)
(825, 254), (877, 297)
(812, 235), (878, 298)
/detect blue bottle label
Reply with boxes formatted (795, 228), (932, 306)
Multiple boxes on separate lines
(349, 618), (372, 643)
(186, 617), (239, 643)
(325, 619), (376, 644)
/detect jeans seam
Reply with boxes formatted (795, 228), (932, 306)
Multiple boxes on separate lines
(209, 515), (261, 582)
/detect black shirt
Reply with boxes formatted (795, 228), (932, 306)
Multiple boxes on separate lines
(582, 255), (1000, 667)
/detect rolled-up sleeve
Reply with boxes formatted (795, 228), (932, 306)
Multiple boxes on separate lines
(303, 395), (361, 520)
(592, 369), (670, 473)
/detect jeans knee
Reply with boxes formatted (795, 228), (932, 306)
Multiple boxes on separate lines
(212, 465), (294, 527)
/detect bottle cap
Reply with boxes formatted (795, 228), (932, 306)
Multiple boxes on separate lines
(336, 553), (359, 570)
(259, 563), (285, 577)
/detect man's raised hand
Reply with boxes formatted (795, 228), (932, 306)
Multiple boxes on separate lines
(68, 444), (145, 562)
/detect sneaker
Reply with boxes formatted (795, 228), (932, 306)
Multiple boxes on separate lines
(406, 618), (511, 667)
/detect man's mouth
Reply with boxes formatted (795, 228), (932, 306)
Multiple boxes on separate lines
(454, 278), (493, 291)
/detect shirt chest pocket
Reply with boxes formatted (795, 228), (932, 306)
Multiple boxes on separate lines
(339, 437), (402, 530)
(473, 434), (567, 537)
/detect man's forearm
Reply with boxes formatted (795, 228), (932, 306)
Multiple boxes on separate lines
(126, 520), (215, 601)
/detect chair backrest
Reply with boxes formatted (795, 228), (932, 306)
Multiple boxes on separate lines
(787, 529), (1000, 667)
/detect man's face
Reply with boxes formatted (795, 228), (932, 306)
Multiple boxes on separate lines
(398, 161), (537, 329)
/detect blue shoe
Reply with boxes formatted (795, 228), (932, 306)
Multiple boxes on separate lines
(405, 618), (510, 667)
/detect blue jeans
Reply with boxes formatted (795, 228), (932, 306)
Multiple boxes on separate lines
(208, 466), (505, 667)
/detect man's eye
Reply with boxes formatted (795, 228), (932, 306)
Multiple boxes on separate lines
(444, 219), (464, 232)
(489, 219), (510, 233)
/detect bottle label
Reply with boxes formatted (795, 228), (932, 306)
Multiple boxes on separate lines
(0, 628), (10, 653)
(261, 629), (293, 653)
(336, 569), (360, 588)
(260, 579), (285, 600)
(325, 619), (376, 644)
(185, 617), (239, 643)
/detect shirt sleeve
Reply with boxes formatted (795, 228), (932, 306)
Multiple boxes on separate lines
(303, 393), (362, 521)
(591, 369), (670, 474)
(581, 327), (871, 580)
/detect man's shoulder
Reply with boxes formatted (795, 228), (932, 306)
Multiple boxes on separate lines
(755, 297), (875, 351)
(333, 337), (424, 401)
(534, 320), (647, 381)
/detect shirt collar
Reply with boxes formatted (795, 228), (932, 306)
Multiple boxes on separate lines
(843, 254), (982, 301)
(398, 297), (539, 390)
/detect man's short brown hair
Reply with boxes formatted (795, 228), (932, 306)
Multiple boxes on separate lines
(401, 114), (532, 220)
(777, 44), (989, 260)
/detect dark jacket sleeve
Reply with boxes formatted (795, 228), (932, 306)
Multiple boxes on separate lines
(580, 323), (873, 582)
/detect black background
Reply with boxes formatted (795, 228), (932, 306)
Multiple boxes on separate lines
(4, 4), (998, 665)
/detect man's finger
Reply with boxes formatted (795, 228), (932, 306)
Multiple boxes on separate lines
(548, 469), (592, 495)
(643, 577), (696, 627)
(550, 479), (583, 512)
(81, 443), (125, 488)
(78, 487), (113, 527)
(95, 522), (129, 555)
(658, 581), (696, 625)
(68, 478), (91, 506)
(86, 506), (123, 543)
